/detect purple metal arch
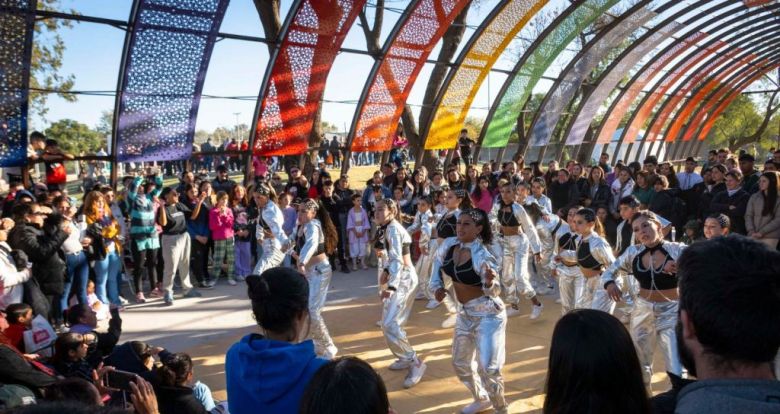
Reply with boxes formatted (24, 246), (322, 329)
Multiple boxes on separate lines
(0, 1), (37, 167)
(114, 0), (229, 163)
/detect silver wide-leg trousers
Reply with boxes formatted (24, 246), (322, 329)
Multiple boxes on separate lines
(630, 297), (682, 385)
(556, 264), (585, 314)
(253, 238), (284, 275)
(500, 235), (534, 306)
(306, 261), (337, 359)
(382, 265), (419, 361)
(588, 275), (617, 314)
(452, 296), (507, 413)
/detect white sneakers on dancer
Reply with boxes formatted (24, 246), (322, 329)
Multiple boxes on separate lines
(461, 398), (492, 414)
(403, 357), (427, 389)
(530, 303), (544, 320)
(426, 299), (441, 309)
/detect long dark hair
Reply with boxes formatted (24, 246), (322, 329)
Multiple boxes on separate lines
(760, 171), (779, 217)
(300, 357), (389, 414)
(450, 188), (474, 210)
(523, 202), (546, 225)
(157, 353), (193, 387)
(461, 208), (492, 245)
(304, 199), (338, 255)
(472, 175), (491, 200)
(246, 268), (309, 336)
(544, 309), (650, 414)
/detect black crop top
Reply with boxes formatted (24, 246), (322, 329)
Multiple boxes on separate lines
(632, 244), (677, 290)
(577, 240), (602, 270)
(436, 213), (458, 239)
(558, 232), (577, 250)
(441, 245), (481, 286)
(295, 232), (325, 258)
(497, 204), (520, 227)
(258, 214), (271, 232)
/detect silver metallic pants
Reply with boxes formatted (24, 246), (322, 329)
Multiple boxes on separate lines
(587, 275), (617, 314)
(556, 265), (584, 314)
(382, 265), (419, 361)
(252, 239), (284, 275)
(415, 240), (436, 301)
(500, 235), (534, 305)
(534, 242), (556, 289)
(631, 297), (682, 385)
(619, 274), (639, 316)
(452, 296), (507, 412)
(306, 261), (337, 359)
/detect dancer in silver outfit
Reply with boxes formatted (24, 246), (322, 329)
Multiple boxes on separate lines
(523, 201), (562, 296)
(430, 208), (507, 414)
(291, 199), (339, 359)
(432, 189), (469, 327)
(251, 184), (288, 275)
(407, 196), (436, 304)
(552, 206), (583, 314)
(489, 183), (543, 319)
(603, 210), (685, 386)
(573, 208), (617, 313)
(375, 199), (427, 389)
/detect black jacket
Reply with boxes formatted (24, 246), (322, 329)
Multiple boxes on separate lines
(8, 218), (68, 296)
(0, 343), (57, 393)
(104, 342), (172, 377)
(548, 180), (580, 214)
(582, 182), (611, 210)
(709, 188), (750, 235)
(155, 384), (208, 414)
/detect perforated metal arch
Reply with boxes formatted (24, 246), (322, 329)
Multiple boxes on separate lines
(564, 0), (731, 147)
(613, 3), (780, 145)
(115, 0), (228, 163)
(0, 0), (37, 167)
(479, 0), (621, 149)
(423, 0), (547, 150)
(252, 0), (365, 156)
(527, 0), (663, 148)
(349, 0), (471, 152)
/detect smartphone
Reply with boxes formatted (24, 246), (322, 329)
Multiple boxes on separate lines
(104, 369), (137, 391)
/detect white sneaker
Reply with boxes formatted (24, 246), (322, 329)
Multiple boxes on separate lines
(425, 299), (441, 309)
(505, 306), (521, 318)
(461, 398), (492, 414)
(554, 297), (562, 304)
(388, 359), (413, 370)
(403, 358), (427, 389)
(530, 303), (544, 320)
(441, 313), (457, 328)
(415, 291), (427, 300)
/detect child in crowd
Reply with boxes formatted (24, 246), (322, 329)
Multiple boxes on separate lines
(681, 220), (703, 245)
(86, 280), (109, 321)
(347, 194), (370, 270)
(52, 332), (96, 383)
(209, 191), (236, 285)
(232, 185), (251, 282)
(434, 190), (448, 217)
(4, 303), (33, 352)
(280, 192), (297, 238)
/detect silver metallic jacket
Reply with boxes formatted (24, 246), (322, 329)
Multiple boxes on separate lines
(575, 231), (616, 269)
(488, 202), (542, 254)
(296, 219), (325, 267)
(256, 200), (289, 247)
(407, 209), (433, 248)
(554, 227), (577, 265)
(601, 241), (687, 288)
(382, 219), (413, 289)
(429, 237), (502, 298)
(536, 213), (564, 253)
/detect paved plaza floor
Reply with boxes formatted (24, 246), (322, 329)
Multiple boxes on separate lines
(120, 268), (671, 413)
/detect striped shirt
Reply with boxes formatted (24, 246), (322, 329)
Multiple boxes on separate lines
(128, 175), (162, 251)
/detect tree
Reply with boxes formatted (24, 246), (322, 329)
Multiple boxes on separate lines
(709, 93), (773, 150)
(30, 0), (77, 121)
(44, 119), (102, 155)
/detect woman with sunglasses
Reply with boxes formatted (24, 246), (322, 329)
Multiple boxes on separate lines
(374, 199), (427, 389)
(290, 199), (340, 359)
(572, 208), (617, 313)
(490, 182), (543, 319)
(430, 208), (505, 414)
(601, 210), (686, 386)
(252, 184), (290, 275)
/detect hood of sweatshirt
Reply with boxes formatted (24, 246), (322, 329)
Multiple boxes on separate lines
(227, 334), (326, 404)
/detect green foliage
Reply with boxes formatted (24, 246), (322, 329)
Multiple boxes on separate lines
(30, 0), (77, 121)
(709, 94), (763, 148)
(44, 119), (103, 155)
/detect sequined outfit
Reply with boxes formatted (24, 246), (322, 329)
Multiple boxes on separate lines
(293, 218), (337, 358)
(430, 237), (506, 413)
(489, 202), (542, 305)
(377, 219), (419, 362)
(252, 200), (288, 275)
(602, 241), (687, 385)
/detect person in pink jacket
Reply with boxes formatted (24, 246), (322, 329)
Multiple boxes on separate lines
(209, 191), (236, 285)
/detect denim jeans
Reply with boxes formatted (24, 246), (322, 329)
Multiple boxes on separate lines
(63, 251), (89, 311)
(94, 246), (122, 305)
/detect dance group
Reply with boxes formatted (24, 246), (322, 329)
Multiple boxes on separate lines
(250, 179), (687, 414)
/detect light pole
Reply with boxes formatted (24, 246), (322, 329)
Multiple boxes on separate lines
(233, 112), (241, 140)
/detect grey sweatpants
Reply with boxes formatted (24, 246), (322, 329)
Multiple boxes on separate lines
(161, 232), (194, 294)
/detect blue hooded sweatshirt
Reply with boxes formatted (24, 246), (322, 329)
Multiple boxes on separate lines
(226, 334), (327, 414)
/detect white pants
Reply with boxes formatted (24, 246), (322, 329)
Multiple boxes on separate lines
(161, 233), (194, 294)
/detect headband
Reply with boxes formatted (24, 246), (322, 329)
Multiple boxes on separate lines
(465, 208), (484, 222)
(453, 188), (467, 199)
(712, 213), (730, 229)
(380, 198), (397, 210)
(301, 199), (319, 211)
(255, 185), (271, 196)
